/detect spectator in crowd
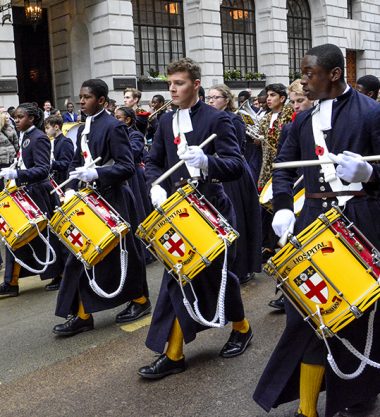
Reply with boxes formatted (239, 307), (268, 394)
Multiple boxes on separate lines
(0, 112), (19, 190)
(62, 101), (78, 123)
(43, 100), (52, 119)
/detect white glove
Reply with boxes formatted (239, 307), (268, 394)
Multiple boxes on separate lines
(178, 146), (208, 171)
(63, 189), (76, 204)
(272, 209), (296, 238)
(150, 184), (167, 207)
(69, 167), (99, 182)
(329, 151), (373, 183)
(0, 168), (18, 180)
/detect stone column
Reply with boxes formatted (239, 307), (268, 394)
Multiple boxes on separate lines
(183, 0), (224, 89)
(87, 0), (137, 103)
(255, 0), (289, 85)
(0, 8), (18, 108)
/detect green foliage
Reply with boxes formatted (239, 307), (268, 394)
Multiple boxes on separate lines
(223, 69), (242, 80)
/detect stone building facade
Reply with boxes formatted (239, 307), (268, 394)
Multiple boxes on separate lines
(0, 0), (379, 108)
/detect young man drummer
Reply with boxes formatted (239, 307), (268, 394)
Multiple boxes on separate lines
(139, 58), (253, 379)
(253, 44), (380, 417)
(53, 79), (150, 336)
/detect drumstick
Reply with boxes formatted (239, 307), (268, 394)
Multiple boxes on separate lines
(151, 133), (217, 187)
(273, 155), (380, 169)
(50, 156), (102, 195)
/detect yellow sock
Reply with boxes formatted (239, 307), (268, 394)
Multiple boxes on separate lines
(165, 318), (184, 361)
(133, 296), (147, 304)
(232, 318), (250, 333)
(298, 362), (325, 417)
(77, 301), (91, 320)
(10, 263), (21, 286)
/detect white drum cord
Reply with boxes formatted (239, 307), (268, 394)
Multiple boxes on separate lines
(178, 238), (229, 328)
(9, 227), (57, 274)
(317, 302), (380, 379)
(84, 235), (128, 298)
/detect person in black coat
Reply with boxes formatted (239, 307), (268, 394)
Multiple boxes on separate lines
(138, 58), (253, 380)
(53, 79), (150, 336)
(0, 103), (65, 298)
(43, 114), (74, 291)
(206, 84), (262, 284)
(253, 44), (380, 417)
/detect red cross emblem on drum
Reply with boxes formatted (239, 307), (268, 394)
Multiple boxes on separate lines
(0, 216), (8, 234)
(159, 228), (185, 257)
(64, 225), (84, 248)
(294, 266), (328, 304)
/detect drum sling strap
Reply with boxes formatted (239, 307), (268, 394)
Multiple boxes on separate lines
(80, 114), (128, 299)
(6, 128), (57, 274)
(171, 109), (230, 327)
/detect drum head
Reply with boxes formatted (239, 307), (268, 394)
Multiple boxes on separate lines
(62, 122), (82, 151)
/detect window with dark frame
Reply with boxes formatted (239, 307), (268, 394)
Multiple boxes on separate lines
(220, 0), (258, 78)
(132, 1), (185, 77)
(347, 0), (353, 19)
(287, 0), (312, 81)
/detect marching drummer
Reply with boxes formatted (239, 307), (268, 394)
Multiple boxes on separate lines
(138, 58), (253, 379)
(53, 78), (150, 336)
(0, 103), (65, 298)
(253, 44), (380, 417)
(43, 115), (74, 291)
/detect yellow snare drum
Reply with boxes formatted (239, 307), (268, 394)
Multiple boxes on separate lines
(49, 188), (129, 268)
(0, 186), (47, 250)
(259, 177), (305, 215)
(264, 207), (380, 337)
(136, 183), (239, 282)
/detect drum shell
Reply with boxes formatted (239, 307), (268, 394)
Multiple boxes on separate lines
(136, 183), (239, 282)
(0, 186), (47, 250)
(264, 208), (380, 336)
(49, 188), (130, 268)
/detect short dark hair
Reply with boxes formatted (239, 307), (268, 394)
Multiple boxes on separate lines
(82, 79), (109, 100)
(152, 94), (165, 104)
(265, 83), (288, 100)
(357, 75), (380, 98)
(305, 43), (345, 81)
(198, 86), (205, 99)
(167, 57), (201, 81)
(258, 89), (266, 97)
(238, 90), (251, 99)
(45, 115), (63, 129)
(117, 106), (136, 124)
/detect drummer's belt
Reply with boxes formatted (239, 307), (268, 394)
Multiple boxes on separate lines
(305, 191), (366, 199)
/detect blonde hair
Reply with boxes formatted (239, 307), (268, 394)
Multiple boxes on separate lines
(209, 84), (237, 112)
(288, 79), (304, 95)
(123, 88), (141, 101)
(0, 113), (6, 130)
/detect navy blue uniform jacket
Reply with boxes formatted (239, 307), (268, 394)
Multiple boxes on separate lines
(4, 127), (64, 281)
(253, 89), (380, 417)
(51, 133), (74, 184)
(223, 111), (262, 279)
(55, 111), (146, 317)
(144, 100), (247, 353)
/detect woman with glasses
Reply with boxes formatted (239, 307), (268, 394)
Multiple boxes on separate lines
(206, 85), (262, 284)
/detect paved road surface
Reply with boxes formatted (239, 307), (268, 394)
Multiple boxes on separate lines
(0, 259), (378, 417)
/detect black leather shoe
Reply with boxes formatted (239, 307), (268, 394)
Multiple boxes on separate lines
(45, 276), (62, 291)
(239, 272), (255, 285)
(268, 295), (285, 311)
(53, 315), (94, 336)
(138, 354), (187, 380)
(337, 396), (378, 417)
(262, 248), (275, 263)
(0, 282), (19, 297)
(115, 299), (152, 324)
(220, 326), (253, 358)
